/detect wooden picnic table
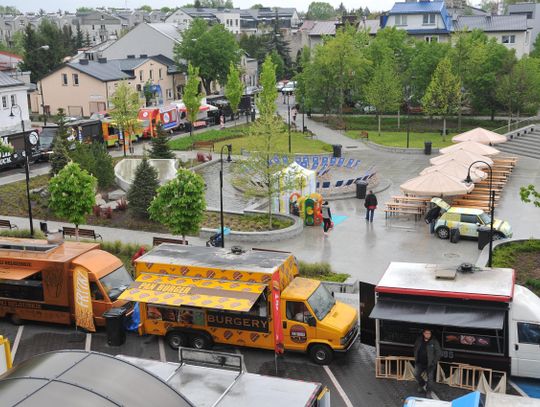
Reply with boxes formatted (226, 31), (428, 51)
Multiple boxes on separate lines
(391, 196), (430, 205)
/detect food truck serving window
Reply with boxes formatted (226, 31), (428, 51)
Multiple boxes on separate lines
(119, 273), (266, 312)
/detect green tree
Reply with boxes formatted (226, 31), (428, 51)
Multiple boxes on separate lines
(256, 55), (278, 118)
(109, 81), (141, 151)
(239, 33), (267, 64)
(225, 62), (244, 125)
(0, 6), (19, 14)
(138, 5), (153, 12)
(174, 19), (240, 94)
(75, 23), (84, 49)
(530, 33), (540, 59)
(149, 123), (175, 159)
(183, 63), (203, 137)
(70, 143), (115, 189)
(49, 109), (72, 176)
(306, 2), (336, 20)
(149, 168), (206, 241)
(127, 156), (160, 219)
(251, 3), (263, 8)
(265, 18), (292, 75)
(269, 50), (285, 82)
(422, 58), (462, 138)
(365, 56), (403, 135)
(48, 162), (96, 240)
(76, 7), (94, 12)
(520, 185), (540, 208)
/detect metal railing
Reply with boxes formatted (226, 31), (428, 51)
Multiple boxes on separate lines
(491, 115), (539, 135)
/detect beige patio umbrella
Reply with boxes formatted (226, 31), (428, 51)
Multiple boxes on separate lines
(430, 150), (493, 167)
(451, 127), (507, 145)
(400, 170), (474, 197)
(440, 140), (500, 156)
(420, 160), (487, 182)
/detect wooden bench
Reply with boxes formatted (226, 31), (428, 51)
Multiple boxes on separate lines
(153, 236), (188, 246)
(358, 131), (369, 139)
(0, 219), (18, 230)
(192, 141), (214, 152)
(62, 227), (102, 240)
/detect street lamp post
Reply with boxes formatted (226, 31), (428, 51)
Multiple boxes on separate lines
(37, 45), (50, 125)
(10, 105), (35, 236)
(219, 144), (232, 248)
(287, 93), (291, 153)
(465, 160), (494, 267)
(302, 95), (305, 133)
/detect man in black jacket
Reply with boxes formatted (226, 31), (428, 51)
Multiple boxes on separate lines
(414, 328), (442, 393)
(364, 190), (378, 222)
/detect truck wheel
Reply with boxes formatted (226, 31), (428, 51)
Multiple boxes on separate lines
(190, 332), (213, 350)
(436, 226), (450, 239)
(166, 331), (188, 350)
(10, 313), (23, 325)
(309, 344), (333, 365)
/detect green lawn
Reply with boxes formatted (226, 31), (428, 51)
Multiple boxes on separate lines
(169, 126), (248, 150)
(214, 132), (332, 154)
(345, 130), (455, 149)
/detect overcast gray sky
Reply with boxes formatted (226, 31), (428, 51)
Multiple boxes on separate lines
(12, 0), (483, 14)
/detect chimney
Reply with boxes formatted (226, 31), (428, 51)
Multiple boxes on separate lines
(139, 54), (148, 58)
(79, 58), (89, 65)
(127, 54), (135, 59)
(98, 57), (107, 63)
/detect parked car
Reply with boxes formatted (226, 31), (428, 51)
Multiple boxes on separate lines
(431, 198), (512, 240)
(245, 86), (260, 95)
(281, 81), (297, 95)
(275, 81), (288, 91)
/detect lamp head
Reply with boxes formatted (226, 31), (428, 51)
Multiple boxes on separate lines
(464, 173), (473, 185)
(226, 144), (232, 162)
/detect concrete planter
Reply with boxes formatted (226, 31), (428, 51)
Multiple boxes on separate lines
(476, 237), (539, 267)
(200, 208), (303, 242)
(363, 140), (440, 155)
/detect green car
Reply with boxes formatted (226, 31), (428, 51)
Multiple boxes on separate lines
(431, 198), (513, 240)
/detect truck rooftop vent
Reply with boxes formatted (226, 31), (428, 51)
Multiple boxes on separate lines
(457, 263), (475, 273)
(0, 241), (58, 252)
(230, 246), (245, 255)
(434, 266), (457, 280)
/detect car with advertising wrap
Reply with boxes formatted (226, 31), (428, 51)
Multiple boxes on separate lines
(431, 198), (512, 240)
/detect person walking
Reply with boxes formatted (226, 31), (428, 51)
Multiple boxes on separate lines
(321, 201), (332, 236)
(364, 190), (378, 222)
(413, 328), (442, 394)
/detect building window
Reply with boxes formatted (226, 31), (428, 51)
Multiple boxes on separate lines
(423, 14), (436, 25)
(236, 19), (239, 26)
(61, 73), (68, 86)
(136, 84), (142, 91)
(425, 36), (439, 43)
(100, 24), (106, 29)
(395, 15), (407, 26)
(2, 96), (7, 109)
(73, 74), (79, 86)
(92, 24), (95, 30)
(139, 70), (143, 81)
(10, 94), (16, 106)
(166, 89), (173, 99)
(149, 69), (153, 80)
(159, 68), (162, 80)
(502, 35), (516, 44)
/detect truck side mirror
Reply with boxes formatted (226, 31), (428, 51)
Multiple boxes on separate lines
(306, 315), (316, 327)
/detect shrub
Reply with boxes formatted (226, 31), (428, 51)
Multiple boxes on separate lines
(149, 123), (174, 159)
(298, 261), (349, 282)
(0, 229), (46, 239)
(70, 143), (115, 189)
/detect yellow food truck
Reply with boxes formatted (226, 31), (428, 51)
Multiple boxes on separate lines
(0, 237), (133, 329)
(121, 245), (358, 364)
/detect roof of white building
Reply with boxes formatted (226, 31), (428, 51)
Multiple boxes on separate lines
(455, 14), (529, 32)
(0, 71), (24, 88)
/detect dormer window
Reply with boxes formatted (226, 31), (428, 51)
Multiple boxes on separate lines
(423, 14), (436, 25)
(395, 15), (407, 26)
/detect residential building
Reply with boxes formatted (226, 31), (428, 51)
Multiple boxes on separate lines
(383, 1), (454, 43)
(240, 55), (258, 87)
(38, 55), (184, 117)
(76, 10), (124, 45)
(0, 71), (29, 136)
(454, 14), (531, 58)
(508, 2), (540, 50)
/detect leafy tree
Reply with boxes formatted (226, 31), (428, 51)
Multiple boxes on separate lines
(70, 143), (115, 189)
(251, 3), (264, 8)
(174, 19), (240, 94)
(149, 168), (206, 241)
(183, 63), (203, 137)
(269, 50), (285, 82)
(75, 23), (84, 49)
(49, 109), (72, 176)
(422, 58), (462, 138)
(365, 56), (403, 135)
(530, 33), (540, 59)
(306, 2), (336, 20)
(520, 185), (540, 208)
(84, 31), (91, 47)
(239, 33), (267, 64)
(265, 20), (292, 75)
(368, 27), (412, 81)
(149, 123), (174, 159)
(138, 5), (153, 12)
(48, 162), (96, 240)
(143, 80), (154, 106)
(109, 81), (141, 151)
(257, 55), (278, 118)
(0, 6), (19, 14)
(225, 62), (244, 125)
(127, 156), (160, 219)
(76, 7), (94, 12)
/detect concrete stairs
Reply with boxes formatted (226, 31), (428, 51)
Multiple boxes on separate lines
(497, 129), (540, 159)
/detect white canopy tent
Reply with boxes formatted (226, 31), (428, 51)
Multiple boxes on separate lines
(273, 162), (317, 214)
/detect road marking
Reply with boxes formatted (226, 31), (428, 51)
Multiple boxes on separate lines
(85, 333), (92, 351)
(11, 325), (24, 361)
(158, 337), (166, 362)
(323, 365), (354, 407)
(509, 379), (529, 397)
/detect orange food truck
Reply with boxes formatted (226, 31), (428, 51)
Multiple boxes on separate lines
(101, 118), (140, 147)
(120, 245), (359, 364)
(0, 238), (133, 328)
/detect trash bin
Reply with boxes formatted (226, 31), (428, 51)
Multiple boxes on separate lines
(103, 307), (127, 346)
(478, 226), (492, 250)
(332, 144), (342, 158)
(356, 180), (368, 199)
(450, 227), (460, 243)
(424, 141), (432, 155)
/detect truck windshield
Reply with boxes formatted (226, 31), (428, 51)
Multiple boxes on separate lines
(99, 266), (133, 301)
(307, 284), (336, 321)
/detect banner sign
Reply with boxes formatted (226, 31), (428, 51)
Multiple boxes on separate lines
(73, 268), (95, 332)
(207, 310), (269, 333)
(271, 270), (284, 354)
